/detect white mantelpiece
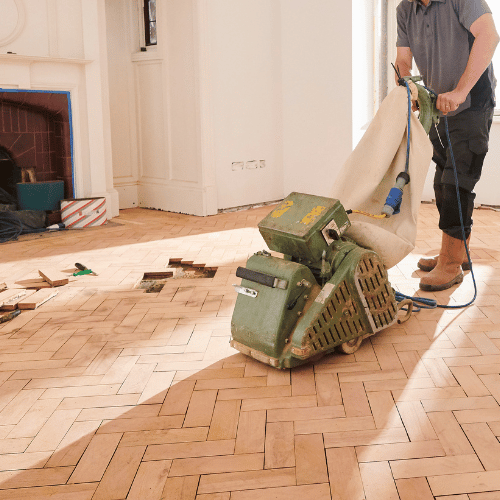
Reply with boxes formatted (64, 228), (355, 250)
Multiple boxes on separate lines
(0, 0), (119, 218)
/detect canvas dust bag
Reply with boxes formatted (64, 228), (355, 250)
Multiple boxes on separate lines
(330, 86), (433, 269)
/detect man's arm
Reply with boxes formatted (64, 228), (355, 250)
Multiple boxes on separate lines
(395, 46), (413, 83)
(438, 13), (500, 114)
(395, 47), (420, 110)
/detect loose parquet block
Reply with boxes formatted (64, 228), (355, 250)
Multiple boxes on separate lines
(0, 288), (29, 311)
(17, 289), (57, 310)
(38, 269), (68, 287)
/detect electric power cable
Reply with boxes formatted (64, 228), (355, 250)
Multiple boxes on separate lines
(0, 211), (23, 244)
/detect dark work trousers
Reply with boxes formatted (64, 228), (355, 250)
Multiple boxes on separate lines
(428, 104), (494, 241)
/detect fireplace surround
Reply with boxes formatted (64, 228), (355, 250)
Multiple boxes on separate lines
(0, 89), (74, 205)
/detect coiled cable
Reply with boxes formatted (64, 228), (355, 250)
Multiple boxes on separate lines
(0, 211), (23, 243)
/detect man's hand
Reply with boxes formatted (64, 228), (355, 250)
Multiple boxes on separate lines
(436, 90), (468, 115)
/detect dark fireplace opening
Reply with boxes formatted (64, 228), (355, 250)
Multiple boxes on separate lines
(0, 90), (74, 211)
(0, 148), (20, 206)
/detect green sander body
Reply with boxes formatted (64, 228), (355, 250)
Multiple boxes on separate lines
(230, 192), (403, 369)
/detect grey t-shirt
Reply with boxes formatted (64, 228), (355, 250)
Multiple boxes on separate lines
(396, 0), (496, 114)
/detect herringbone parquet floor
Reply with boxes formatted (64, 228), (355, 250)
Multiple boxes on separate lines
(1, 202), (500, 499)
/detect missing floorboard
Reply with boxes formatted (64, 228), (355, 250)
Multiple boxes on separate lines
(136, 260), (218, 292)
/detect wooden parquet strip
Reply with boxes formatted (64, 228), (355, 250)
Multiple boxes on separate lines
(1, 203), (500, 498)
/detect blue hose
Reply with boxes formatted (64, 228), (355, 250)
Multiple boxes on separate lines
(382, 81), (413, 216)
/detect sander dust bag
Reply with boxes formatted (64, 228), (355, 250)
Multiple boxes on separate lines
(331, 86), (433, 269)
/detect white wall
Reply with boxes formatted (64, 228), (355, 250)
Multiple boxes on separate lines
(107, 0), (216, 215)
(106, 0), (357, 214)
(209, 0), (283, 210)
(209, 0), (355, 206)
(352, 0), (375, 147)
(481, 124), (500, 206)
(280, 0), (353, 198)
(421, 122), (500, 206)
(105, 0), (139, 209)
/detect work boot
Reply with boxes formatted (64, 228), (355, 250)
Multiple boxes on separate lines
(419, 233), (465, 292)
(418, 235), (471, 272)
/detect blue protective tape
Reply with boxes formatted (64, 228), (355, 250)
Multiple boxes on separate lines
(0, 87), (75, 197)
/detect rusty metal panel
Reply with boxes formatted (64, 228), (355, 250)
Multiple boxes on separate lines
(258, 192), (350, 263)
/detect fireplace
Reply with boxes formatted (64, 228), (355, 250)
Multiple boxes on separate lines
(0, 147), (18, 205)
(0, 89), (74, 207)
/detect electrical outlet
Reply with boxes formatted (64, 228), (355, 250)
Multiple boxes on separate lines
(232, 161), (244, 171)
(246, 160), (258, 169)
(259, 160), (266, 168)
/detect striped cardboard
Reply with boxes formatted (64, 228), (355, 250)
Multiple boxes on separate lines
(60, 198), (107, 228)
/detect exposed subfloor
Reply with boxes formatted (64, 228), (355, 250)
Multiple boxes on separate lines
(0, 203), (500, 499)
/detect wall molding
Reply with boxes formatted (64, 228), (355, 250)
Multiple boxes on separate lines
(0, 0), (26, 47)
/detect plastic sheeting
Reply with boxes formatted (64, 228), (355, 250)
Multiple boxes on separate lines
(331, 86), (433, 269)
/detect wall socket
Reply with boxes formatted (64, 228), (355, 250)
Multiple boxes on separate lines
(232, 160), (266, 171)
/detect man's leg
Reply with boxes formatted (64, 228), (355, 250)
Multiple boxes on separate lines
(419, 105), (493, 291)
(417, 126), (461, 271)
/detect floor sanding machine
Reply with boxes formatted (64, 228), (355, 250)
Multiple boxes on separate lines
(230, 77), (439, 369)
